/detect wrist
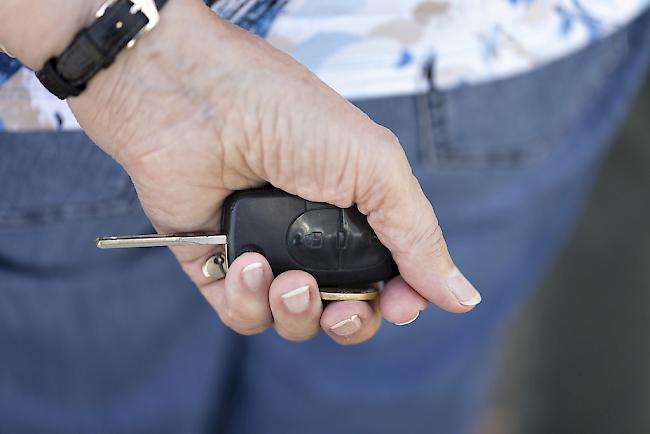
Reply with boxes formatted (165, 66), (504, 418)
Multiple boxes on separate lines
(0, 0), (105, 70)
(67, 0), (228, 158)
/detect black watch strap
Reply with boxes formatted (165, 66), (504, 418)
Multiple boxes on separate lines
(37, 0), (168, 100)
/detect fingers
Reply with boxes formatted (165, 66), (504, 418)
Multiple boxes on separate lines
(268, 271), (323, 341)
(380, 276), (429, 325)
(268, 271), (381, 344)
(196, 252), (326, 341)
(199, 252), (274, 335)
(184, 248), (379, 344)
(356, 132), (482, 313)
(321, 299), (382, 345)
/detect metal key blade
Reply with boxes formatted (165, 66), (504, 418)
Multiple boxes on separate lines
(96, 234), (227, 249)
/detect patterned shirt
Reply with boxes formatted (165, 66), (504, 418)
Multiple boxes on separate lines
(1, 0), (648, 132)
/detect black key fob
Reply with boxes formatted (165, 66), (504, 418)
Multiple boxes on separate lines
(222, 187), (398, 287)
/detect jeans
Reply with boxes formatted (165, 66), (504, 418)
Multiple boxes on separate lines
(1, 9), (649, 434)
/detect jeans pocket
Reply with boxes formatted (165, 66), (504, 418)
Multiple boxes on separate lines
(415, 22), (632, 170)
(0, 132), (138, 226)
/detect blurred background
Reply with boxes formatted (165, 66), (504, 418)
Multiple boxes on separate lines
(485, 71), (650, 433)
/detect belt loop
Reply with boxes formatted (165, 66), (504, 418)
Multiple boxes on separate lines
(416, 56), (450, 165)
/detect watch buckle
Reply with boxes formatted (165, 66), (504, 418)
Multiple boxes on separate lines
(96, 0), (160, 49)
(96, 0), (118, 19)
(129, 0), (160, 33)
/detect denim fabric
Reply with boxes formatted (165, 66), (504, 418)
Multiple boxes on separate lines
(1, 9), (649, 434)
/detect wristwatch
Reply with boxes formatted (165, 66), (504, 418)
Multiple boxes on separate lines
(36, 0), (168, 100)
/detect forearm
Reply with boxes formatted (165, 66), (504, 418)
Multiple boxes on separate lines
(0, 0), (104, 69)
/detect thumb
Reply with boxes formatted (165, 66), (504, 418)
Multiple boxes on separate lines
(356, 129), (482, 313)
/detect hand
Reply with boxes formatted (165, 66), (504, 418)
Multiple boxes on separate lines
(3, 0), (481, 345)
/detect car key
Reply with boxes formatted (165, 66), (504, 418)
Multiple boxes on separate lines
(97, 187), (398, 301)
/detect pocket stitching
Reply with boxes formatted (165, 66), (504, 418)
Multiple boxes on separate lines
(0, 176), (138, 226)
(418, 31), (629, 169)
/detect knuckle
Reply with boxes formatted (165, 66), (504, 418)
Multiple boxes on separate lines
(224, 303), (254, 324)
(357, 131), (411, 214)
(235, 323), (270, 336)
(410, 219), (448, 260)
(367, 129), (404, 174)
(220, 306), (271, 335)
(218, 306), (238, 328)
(276, 325), (319, 342)
(377, 131), (409, 173)
(374, 125), (401, 149)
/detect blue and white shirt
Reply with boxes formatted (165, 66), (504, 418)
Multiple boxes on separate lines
(1, 0), (648, 131)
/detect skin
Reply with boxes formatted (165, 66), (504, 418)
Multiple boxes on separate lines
(0, 0), (481, 345)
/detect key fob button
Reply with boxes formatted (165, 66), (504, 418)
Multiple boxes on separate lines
(287, 208), (391, 271)
(287, 209), (340, 269)
(340, 208), (391, 269)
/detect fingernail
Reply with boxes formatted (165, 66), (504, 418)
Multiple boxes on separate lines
(448, 267), (482, 306)
(330, 314), (362, 337)
(394, 311), (420, 326)
(241, 262), (264, 291)
(281, 285), (310, 313)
